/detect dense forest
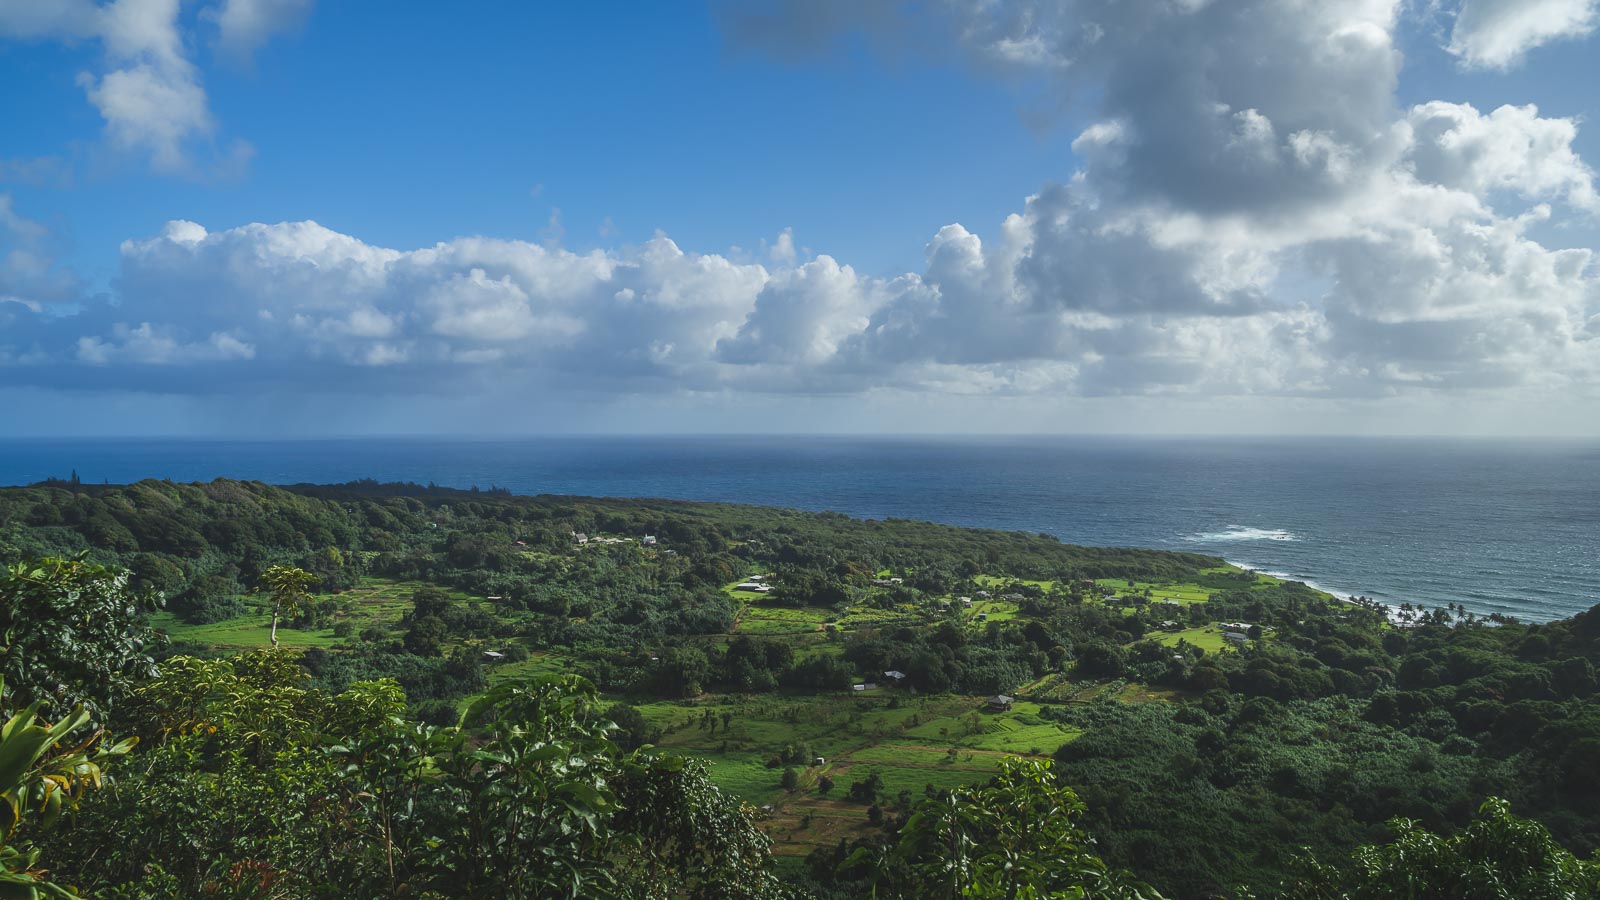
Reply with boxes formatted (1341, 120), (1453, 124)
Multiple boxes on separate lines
(1, 478), (1597, 898)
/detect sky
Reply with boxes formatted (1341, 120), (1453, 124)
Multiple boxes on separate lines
(2, 0), (1599, 437)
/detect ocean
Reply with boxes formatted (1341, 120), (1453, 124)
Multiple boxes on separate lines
(0, 435), (1595, 623)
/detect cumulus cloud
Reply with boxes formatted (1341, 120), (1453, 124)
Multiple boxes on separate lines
(1448, 0), (1598, 69)
(5, 0), (1599, 415)
(0, 0), (310, 172)
(203, 0), (314, 63)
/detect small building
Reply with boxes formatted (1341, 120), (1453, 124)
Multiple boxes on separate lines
(975, 613), (988, 622)
(573, 532), (589, 545)
(1002, 593), (1023, 601)
(483, 650), (505, 660)
(736, 582), (765, 591)
(1224, 631), (1249, 644)
(986, 694), (1014, 711)
(960, 597), (973, 608)
(486, 595), (503, 601)
(641, 535), (657, 546)
(976, 590), (991, 598)
(813, 757), (825, 766)
(852, 682), (878, 692)
(883, 670), (907, 684)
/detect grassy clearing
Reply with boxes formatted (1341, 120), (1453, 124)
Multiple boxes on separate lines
(636, 691), (1079, 857)
(1148, 624), (1235, 654)
(734, 603), (834, 635)
(153, 610), (343, 649)
(158, 577), (486, 650)
(965, 599), (1020, 623)
(974, 574), (1055, 591)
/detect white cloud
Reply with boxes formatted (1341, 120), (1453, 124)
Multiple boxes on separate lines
(203, 0), (314, 62)
(1448, 0), (1598, 69)
(3, 0), (1599, 421)
(76, 322), (255, 365)
(1406, 101), (1599, 212)
(79, 62), (213, 172)
(0, 0), (309, 173)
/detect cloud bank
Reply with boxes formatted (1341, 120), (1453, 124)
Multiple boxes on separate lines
(3, 0), (1598, 422)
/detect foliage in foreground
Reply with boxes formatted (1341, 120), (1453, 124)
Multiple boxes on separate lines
(0, 676), (132, 899)
(0, 557), (160, 723)
(53, 657), (783, 899)
(1273, 797), (1600, 900)
(871, 757), (1162, 899)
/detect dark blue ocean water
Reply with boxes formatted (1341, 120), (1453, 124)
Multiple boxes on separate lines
(0, 436), (1596, 623)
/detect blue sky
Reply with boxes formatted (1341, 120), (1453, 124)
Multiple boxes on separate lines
(3, 0), (1600, 436)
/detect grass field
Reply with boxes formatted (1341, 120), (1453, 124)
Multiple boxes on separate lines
(1149, 624), (1238, 654)
(157, 577), (481, 649)
(636, 691), (1080, 857)
(152, 610), (344, 648)
(733, 602), (835, 635)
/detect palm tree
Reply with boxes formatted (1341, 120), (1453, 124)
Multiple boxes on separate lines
(252, 565), (318, 648)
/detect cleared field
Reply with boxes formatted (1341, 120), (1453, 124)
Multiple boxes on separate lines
(635, 691), (1075, 857)
(966, 599), (1020, 623)
(973, 575), (1055, 591)
(1149, 624), (1237, 654)
(733, 603), (834, 635)
(158, 577), (483, 649)
(152, 610), (342, 648)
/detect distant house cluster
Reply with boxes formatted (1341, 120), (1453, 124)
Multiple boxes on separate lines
(872, 576), (905, 587)
(571, 531), (664, 549)
(1219, 622), (1258, 644)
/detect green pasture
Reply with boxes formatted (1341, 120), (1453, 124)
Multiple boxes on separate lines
(734, 603), (834, 635)
(157, 577), (488, 650)
(1149, 624), (1236, 654)
(973, 574), (1055, 591)
(633, 691), (1080, 856)
(152, 610), (343, 649)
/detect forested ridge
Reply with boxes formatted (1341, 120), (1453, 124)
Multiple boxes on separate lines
(0, 478), (1597, 898)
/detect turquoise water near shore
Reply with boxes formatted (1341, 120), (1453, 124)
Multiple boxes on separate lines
(1, 435), (1595, 623)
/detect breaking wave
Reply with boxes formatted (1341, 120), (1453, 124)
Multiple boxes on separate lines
(1187, 526), (1300, 543)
